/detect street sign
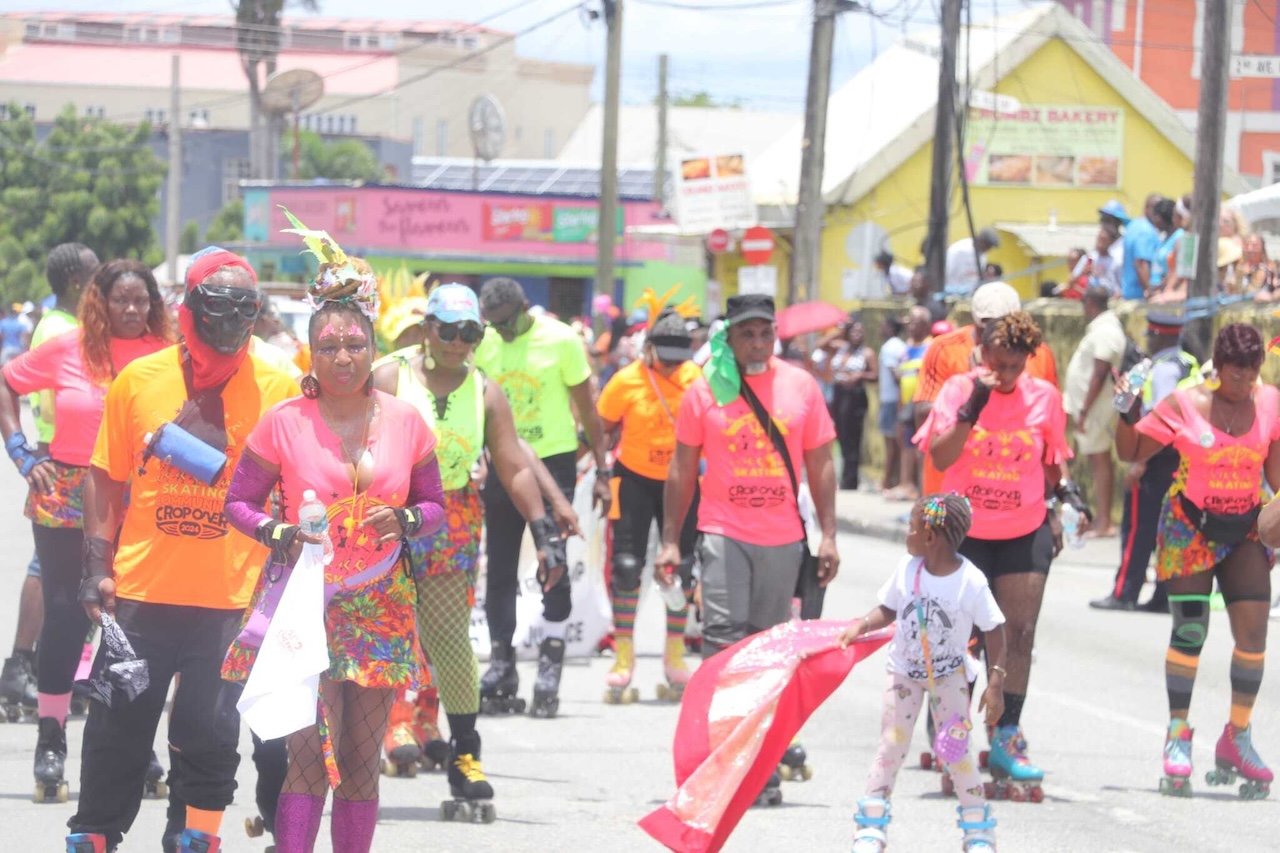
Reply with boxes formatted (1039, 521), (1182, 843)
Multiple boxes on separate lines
(967, 89), (1021, 115)
(741, 226), (775, 265)
(738, 264), (777, 297)
(1232, 55), (1280, 78)
(707, 228), (731, 253)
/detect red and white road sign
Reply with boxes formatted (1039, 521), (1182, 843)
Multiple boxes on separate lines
(741, 226), (774, 265)
(707, 228), (731, 253)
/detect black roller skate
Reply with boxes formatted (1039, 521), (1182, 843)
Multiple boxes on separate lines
(529, 637), (565, 719)
(1, 651), (38, 722)
(479, 642), (525, 715)
(144, 749), (168, 798)
(778, 739), (813, 781)
(34, 716), (69, 803)
(753, 770), (783, 807)
(440, 730), (496, 823)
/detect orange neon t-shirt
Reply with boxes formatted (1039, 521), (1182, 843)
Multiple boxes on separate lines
(92, 346), (299, 609)
(597, 359), (701, 480)
(912, 325), (1059, 495)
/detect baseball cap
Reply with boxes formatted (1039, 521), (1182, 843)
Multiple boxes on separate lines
(648, 310), (693, 363)
(725, 293), (775, 324)
(970, 281), (1021, 321)
(425, 283), (481, 325)
(1098, 199), (1131, 224)
(1146, 310), (1185, 336)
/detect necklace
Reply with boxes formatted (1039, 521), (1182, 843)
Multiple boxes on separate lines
(1211, 394), (1253, 436)
(317, 395), (376, 538)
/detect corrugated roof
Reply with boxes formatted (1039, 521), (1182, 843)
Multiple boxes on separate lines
(996, 222), (1098, 258)
(0, 42), (398, 95)
(5, 12), (504, 36)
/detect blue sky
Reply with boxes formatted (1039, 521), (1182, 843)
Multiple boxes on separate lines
(14, 0), (1010, 111)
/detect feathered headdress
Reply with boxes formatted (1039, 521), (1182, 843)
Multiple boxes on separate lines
(280, 206), (380, 323)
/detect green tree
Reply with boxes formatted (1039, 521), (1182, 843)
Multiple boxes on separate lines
(180, 220), (201, 254)
(664, 91), (742, 109)
(285, 130), (383, 181)
(205, 199), (244, 245)
(0, 104), (164, 304)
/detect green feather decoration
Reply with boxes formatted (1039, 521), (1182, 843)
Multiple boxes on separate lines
(279, 205), (348, 267)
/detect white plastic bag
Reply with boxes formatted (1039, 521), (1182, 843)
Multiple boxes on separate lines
(238, 544), (331, 740)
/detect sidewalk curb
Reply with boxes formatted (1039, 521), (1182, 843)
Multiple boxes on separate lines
(837, 516), (906, 543)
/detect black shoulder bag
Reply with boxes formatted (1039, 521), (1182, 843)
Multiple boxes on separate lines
(738, 379), (825, 619)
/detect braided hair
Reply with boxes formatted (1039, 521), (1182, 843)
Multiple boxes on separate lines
(45, 243), (94, 297)
(918, 493), (973, 550)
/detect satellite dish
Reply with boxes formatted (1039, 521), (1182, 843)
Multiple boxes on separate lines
(469, 95), (506, 162)
(261, 68), (325, 115)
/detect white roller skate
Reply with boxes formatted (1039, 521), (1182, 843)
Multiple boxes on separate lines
(852, 797), (890, 852)
(957, 803), (996, 851)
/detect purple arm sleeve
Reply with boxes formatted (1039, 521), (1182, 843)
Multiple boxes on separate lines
(407, 456), (447, 537)
(224, 453), (279, 539)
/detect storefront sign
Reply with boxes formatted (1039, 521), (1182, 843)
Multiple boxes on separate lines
(963, 104), (1124, 189)
(738, 264), (777, 297)
(673, 152), (758, 235)
(481, 203), (624, 244)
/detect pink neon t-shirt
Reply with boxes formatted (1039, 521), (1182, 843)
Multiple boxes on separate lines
(915, 371), (1071, 540)
(1135, 385), (1280, 514)
(675, 358), (836, 547)
(3, 329), (168, 466)
(247, 391), (437, 586)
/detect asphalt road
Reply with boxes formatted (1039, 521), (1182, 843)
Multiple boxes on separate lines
(0, 449), (1276, 851)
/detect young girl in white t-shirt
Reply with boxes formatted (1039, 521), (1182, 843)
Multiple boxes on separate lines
(840, 494), (1008, 853)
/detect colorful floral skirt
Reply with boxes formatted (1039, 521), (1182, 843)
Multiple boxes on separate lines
(1154, 489), (1269, 581)
(407, 484), (482, 588)
(25, 462), (87, 528)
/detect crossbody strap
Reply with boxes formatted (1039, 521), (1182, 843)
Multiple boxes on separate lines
(739, 379), (808, 548)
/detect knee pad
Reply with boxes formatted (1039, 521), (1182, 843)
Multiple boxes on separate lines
(610, 554), (643, 593)
(1169, 594), (1211, 654)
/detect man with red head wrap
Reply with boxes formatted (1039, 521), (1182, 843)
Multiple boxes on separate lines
(67, 248), (298, 853)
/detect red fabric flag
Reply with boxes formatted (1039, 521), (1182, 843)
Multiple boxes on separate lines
(639, 620), (893, 853)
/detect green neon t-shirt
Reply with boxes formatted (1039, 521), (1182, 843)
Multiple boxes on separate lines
(29, 308), (79, 444)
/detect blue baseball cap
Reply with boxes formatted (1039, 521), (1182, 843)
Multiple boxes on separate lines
(1098, 200), (1130, 224)
(425, 283), (481, 325)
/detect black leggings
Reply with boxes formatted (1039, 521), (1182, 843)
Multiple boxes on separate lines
(612, 464), (699, 583)
(833, 384), (868, 489)
(483, 451), (577, 648)
(33, 523), (89, 696)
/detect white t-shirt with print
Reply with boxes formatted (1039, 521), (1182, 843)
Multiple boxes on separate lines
(878, 554), (1004, 681)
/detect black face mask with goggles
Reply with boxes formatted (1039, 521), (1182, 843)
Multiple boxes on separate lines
(185, 285), (262, 354)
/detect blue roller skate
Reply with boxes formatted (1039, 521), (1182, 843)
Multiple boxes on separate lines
(985, 725), (1044, 802)
(957, 803), (997, 851)
(852, 797), (890, 853)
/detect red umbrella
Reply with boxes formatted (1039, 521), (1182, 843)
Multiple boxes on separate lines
(774, 300), (847, 339)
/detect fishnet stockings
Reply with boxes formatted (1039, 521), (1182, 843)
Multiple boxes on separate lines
(282, 678), (395, 801)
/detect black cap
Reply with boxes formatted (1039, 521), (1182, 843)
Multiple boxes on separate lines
(726, 293), (775, 324)
(1146, 311), (1186, 335)
(648, 310), (693, 362)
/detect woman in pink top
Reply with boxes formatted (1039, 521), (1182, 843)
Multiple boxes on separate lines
(0, 259), (171, 799)
(916, 311), (1086, 798)
(1118, 323), (1279, 800)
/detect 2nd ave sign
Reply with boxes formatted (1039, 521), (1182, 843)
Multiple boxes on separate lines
(741, 226), (774, 265)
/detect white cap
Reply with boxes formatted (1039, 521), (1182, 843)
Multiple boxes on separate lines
(303, 489), (317, 501)
(971, 281), (1021, 321)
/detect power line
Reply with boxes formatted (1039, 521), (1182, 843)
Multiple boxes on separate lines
(630, 0), (803, 9)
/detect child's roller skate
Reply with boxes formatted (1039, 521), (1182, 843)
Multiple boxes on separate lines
(143, 750), (167, 799)
(851, 797), (890, 852)
(0, 651), (38, 722)
(655, 635), (691, 702)
(65, 833), (110, 853)
(415, 688), (449, 771)
(176, 828), (220, 852)
(440, 730), (497, 823)
(479, 642), (525, 715)
(529, 637), (565, 719)
(985, 724), (1044, 802)
(33, 717), (69, 803)
(753, 769), (783, 807)
(778, 739), (813, 781)
(1205, 722), (1272, 800)
(603, 635), (639, 704)
(1159, 717), (1194, 797)
(957, 803), (996, 851)
(381, 692), (423, 778)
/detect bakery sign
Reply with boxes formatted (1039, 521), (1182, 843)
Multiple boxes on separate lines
(962, 104), (1124, 189)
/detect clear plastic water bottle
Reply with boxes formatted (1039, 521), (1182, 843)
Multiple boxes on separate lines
(1113, 358), (1152, 413)
(1061, 503), (1085, 550)
(658, 573), (687, 611)
(297, 489), (334, 565)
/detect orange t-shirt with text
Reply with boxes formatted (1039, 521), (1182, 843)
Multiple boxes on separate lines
(597, 359), (701, 480)
(92, 347), (299, 609)
(912, 325), (1059, 495)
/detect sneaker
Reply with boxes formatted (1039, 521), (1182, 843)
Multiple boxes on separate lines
(1089, 595), (1136, 612)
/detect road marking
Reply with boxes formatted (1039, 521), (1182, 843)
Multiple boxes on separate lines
(1037, 689), (1167, 737)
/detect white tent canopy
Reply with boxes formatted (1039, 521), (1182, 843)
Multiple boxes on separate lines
(1227, 183), (1280, 226)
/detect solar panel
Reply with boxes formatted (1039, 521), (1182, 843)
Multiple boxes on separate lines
(409, 157), (659, 200)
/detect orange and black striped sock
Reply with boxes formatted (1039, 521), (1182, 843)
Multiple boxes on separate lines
(1166, 648), (1201, 717)
(1229, 649), (1265, 729)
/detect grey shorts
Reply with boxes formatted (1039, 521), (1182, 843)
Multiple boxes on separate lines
(697, 533), (804, 656)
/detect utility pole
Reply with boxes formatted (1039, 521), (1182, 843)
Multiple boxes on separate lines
(1187, 0), (1231, 363)
(596, 0), (624, 309)
(790, 0), (857, 305)
(166, 54), (182, 289)
(924, 0), (962, 299)
(655, 53), (669, 213)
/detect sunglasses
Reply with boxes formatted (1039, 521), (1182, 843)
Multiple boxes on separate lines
(432, 320), (484, 344)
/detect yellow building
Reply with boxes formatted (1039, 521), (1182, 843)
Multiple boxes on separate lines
(746, 3), (1247, 305)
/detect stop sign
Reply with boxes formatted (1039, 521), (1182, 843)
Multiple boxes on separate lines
(707, 228), (731, 253)
(741, 226), (774, 265)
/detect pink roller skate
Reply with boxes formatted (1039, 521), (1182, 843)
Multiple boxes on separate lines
(1206, 723), (1272, 800)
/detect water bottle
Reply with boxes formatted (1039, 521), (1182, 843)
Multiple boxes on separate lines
(1113, 358), (1152, 413)
(658, 572), (687, 611)
(297, 489), (334, 565)
(1061, 503), (1085, 550)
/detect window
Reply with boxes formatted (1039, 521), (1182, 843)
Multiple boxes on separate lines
(188, 108), (210, 127)
(378, 34), (398, 50)
(412, 116), (426, 154)
(24, 104), (35, 118)
(462, 35), (479, 50)
(544, 128), (556, 158)
(324, 114), (335, 134)
(84, 105), (105, 119)
(436, 119), (448, 156)
(222, 158), (251, 205)
(144, 108), (167, 125)
(1264, 151), (1280, 186)
(348, 115), (358, 135)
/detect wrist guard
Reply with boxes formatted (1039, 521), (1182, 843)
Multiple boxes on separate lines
(79, 536), (115, 605)
(1055, 480), (1093, 522)
(394, 506), (424, 537)
(956, 381), (992, 424)
(530, 515), (567, 572)
(254, 520), (299, 565)
(6, 432), (49, 477)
